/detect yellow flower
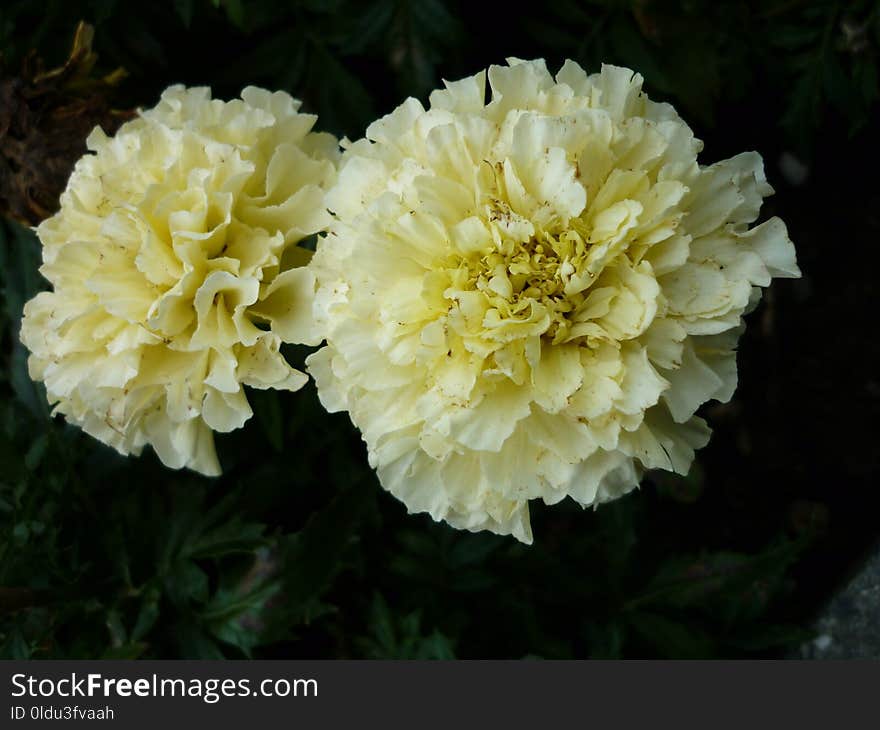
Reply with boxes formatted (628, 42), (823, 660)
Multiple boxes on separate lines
(21, 86), (338, 475)
(308, 59), (799, 543)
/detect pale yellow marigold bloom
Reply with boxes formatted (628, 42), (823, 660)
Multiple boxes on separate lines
(21, 85), (337, 476)
(308, 59), (800, 543)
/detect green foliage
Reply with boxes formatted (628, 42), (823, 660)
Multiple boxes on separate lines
(0, 0), (874, 659)
(2, 0), (874, 145)
(357, 594), (456, 659)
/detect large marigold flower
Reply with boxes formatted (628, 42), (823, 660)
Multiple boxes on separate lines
(308, 59), (800, 543)
(21, 86), (337, 475)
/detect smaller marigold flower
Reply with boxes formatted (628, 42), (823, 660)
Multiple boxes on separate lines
(21, 85), (338, 475)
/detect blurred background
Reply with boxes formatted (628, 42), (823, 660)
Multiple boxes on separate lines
(0, 0), (878, 659)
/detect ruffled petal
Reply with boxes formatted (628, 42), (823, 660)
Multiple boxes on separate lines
(308, 58), (798, 542)
(20, 85), (338, 476)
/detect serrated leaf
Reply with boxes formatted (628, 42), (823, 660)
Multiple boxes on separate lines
(164, 561), (210, 607)
(369, 593), (395, 652)
(186, 520), (267, 560)
(416, 631), (455, 660)
(175, 621), (225, 659)
(630, 539), (805, 624)
(200, 576), (280, 625)
(360, 593), (455, 659)
(105, 608), (127, 647)
(278, 482), (371, 609)
(130, 588), (161, 643)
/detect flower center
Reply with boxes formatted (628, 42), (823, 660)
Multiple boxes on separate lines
(451, 213), (605, 345)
